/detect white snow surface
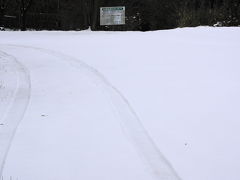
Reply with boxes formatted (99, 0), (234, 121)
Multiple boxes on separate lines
(0, 27), (240, 180)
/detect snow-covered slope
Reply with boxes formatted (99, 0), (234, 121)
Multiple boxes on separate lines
(0, 27), (240, 180)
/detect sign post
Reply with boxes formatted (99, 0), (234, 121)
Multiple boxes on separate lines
(100, 7), (125, 26)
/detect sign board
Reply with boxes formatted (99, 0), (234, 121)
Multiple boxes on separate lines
(100, 7), (125, 26)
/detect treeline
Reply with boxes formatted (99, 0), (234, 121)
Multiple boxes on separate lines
(0, 0), (89, 30)
(178, 0), (240, 27)
(0, 0), (239, 31)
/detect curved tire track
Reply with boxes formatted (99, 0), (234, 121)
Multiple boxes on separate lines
(0, 50), (31, 178)
(0, 44), (181, 180)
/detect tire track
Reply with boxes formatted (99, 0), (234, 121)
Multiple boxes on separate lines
(0, 44), (181, 180)
(0, 50), (31, 178)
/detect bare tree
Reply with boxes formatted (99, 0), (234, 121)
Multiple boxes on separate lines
(16, 0), (32, 30)
(0, 0), (10, 26)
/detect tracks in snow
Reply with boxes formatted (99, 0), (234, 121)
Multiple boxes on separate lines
(0, 51), (31, 178)
(0, 45), (181, 180)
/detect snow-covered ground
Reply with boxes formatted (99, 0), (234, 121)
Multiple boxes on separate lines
(0, 27), (240, 180)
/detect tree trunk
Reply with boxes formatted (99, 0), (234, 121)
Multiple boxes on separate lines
(18, 0), (32, 31)
(20, 11), (26, 31)
(0, 8), (4, 27)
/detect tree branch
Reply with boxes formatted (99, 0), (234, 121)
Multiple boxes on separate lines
(24, 0), (32, 12)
